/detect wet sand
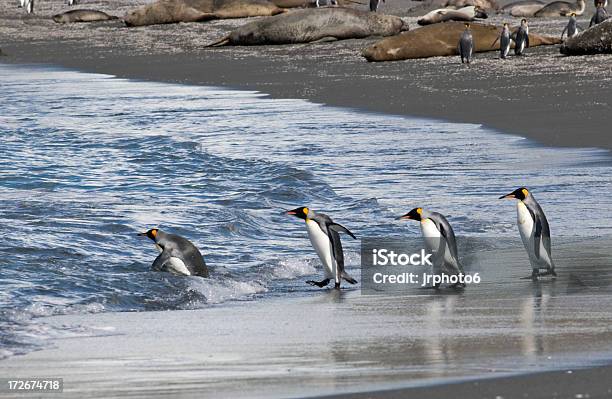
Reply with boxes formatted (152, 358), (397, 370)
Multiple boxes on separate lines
(2, 240), (612, 398)
(0, 0), (611, 150)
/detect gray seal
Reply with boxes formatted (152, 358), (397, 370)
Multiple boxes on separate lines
(499, 188), (557, 280)
(138, 228), (209, 277)
(534, 0), (585, 17)
(208, 8), (408, 46)
(560, 18), (612, 54)
(52, 9), (119, 23)
(417, 5), (488, 25)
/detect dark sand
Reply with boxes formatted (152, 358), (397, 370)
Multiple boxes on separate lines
(0, 0), (611, 150)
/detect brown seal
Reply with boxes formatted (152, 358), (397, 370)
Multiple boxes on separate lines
(124, 0), (285, 27)
(362, 21), (561, 61)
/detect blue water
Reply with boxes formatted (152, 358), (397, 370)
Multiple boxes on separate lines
(1, 64), (611, 358)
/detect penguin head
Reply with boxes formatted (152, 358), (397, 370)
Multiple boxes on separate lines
(521, 18), (528, 25)
(464, 22), (471, 29)
(499, 187), (529, 201)
(398, 207), (423, 222)
(286, 206), (310, 221)
(138, 228), (159, 242)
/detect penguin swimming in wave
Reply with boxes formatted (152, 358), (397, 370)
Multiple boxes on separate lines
(499, 187), (557, 280)
(286, 207), (358, 289)
(138, 228), (209, 277)
(399, 207), (465, 289)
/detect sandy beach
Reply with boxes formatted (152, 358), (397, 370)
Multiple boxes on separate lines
(1, 0), (611, 150)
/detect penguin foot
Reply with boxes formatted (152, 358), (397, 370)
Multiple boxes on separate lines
(306, 278), (331, 288)
(334, 282), (340, 289)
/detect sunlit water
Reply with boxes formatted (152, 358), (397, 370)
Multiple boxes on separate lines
(1, 64), (611, 359)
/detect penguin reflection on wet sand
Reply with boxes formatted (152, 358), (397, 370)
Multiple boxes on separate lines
(286, 207), (358, 289)
(399, 208), (465, 289)
(514, 19), (529, 56)
(499, 188), (557, 280)
(459, 23), (474, 64)
(138, 228), (209, 277)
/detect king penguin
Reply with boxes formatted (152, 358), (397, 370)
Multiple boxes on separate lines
(590, 1), (609, 27)
(286, 207), (358, 289)
(399, 208), (465, 288)
(561, 13), (581, 39)
(499, 187), (557, 280)
(514, 19), (529, 56)
(138, 228), (209, 277)
(370, 0), (384, 12)
(492, 23), (511, 59)
(459, 23), (474, 64)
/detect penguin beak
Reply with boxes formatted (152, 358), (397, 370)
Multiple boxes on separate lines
(137, 232), (146, 236)
(398, 214), (411, 220)
(499, 193), (515, 199)
(285, 210), (296, 215)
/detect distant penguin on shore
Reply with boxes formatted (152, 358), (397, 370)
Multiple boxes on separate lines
(499, 187), (557, 280)
(514, 19), (529, 55)
(399, 208), (465, 289)
(561, 13), (581, 39)
(370, 0), (384, 11)
(286, 207), (358, 289)
(590, 1), (609, 26)
(138, 228), (209, 277)
(23, 0), (33, 13)
(492, 22), (512, 58)
(459, 22), (474, 64)
(67, 0), (78, 5)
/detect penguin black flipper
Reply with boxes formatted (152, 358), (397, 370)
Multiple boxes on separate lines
(328, 222), (357, 239)
(152, 250), (170, 272)
(534, 215), (543, 260)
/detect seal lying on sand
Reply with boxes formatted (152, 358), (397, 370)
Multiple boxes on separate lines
(52, 9), (118, 23)
(362, 21), (560, 61)
(499, 0), (545, 16)
(418, 5), (487, 25)
(124, 0), (285, 27)
(560, 18), (612, 54)
(208, 8), (408, 46)
(534, 0), (585, 16)
(444, 0), (498, 10)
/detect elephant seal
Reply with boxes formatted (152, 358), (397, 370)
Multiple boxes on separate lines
(208, 8), (408, 46)
(362, 21), (560, 61)
(52, 9), (118, 23)
(124, 0), (285, 27)
(534, 0), (585, 16)
(418, 5), (487, 25)
(560, 18), (611, 54)
(499, 0), (545, 16)
(444, 0), (498, 10)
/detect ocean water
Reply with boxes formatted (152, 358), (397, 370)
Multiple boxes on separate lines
(1, 64), (611, 359)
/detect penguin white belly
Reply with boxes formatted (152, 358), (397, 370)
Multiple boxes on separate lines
(306, 220), (334, 279)
(421, 219), (457, 272)
(165, 257), (191, 276)
(517, 201), (535, 260)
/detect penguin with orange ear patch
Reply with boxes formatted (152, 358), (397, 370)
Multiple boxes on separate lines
(499, 187), (557, 280)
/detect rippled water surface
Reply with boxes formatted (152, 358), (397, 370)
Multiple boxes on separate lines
(1, 64), (611, 359)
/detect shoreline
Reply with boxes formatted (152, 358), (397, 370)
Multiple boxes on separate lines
(2, 291), (612, 398)
(1, 0), (611, 151)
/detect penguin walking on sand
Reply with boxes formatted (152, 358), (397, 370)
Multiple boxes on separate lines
(561, 13), (582, 39)
(459, 23), (474, 64)
(286, 207), (358, 289)
(499, 187), (557, 280)
(399, 208), (465, 289)
(67, 0), (78, 6)
(138, 228), (209, 277)
(370, 0), (384, 12)
(492, 23), (512, 59)
(514, 19), (529, 56)
(590, 1), (609, 27)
